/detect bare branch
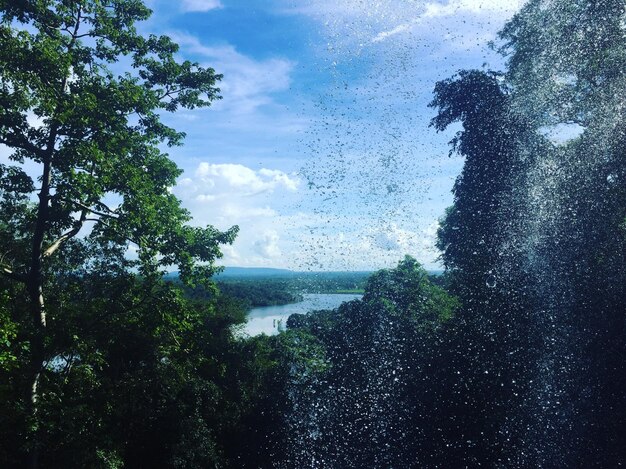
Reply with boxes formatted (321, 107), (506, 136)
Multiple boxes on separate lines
(43, 211), (87, 258)
(61, 198), (119, 219)
(158, 87), (182, 101)
(94, 200), (118, 215)
(0, 266), (26, 283)
(92, 217), (140, 248)
(0, 250), (25, 282)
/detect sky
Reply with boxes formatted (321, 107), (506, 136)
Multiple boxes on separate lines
(142, 0), (529, 271)
(3, 0), (528, 272)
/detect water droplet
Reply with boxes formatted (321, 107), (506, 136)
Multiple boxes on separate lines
(486, 274), (497, 288)
(607, 173), (617, 184)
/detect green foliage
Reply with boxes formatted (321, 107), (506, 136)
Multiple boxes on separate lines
(499, 0), (626, 128)
(0, 1), (243, 466)
(0, 0), (237, 280)
(430, 69), (540, 302)
(187, 279), (303, 308)
(217, 270), (371, 295)
(427, 1), (626, 466)
(363, 255), (458, 324)
(0, 257), (270, 467)
(277, 257), (459, 467)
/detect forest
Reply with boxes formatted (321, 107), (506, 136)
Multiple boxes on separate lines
(1, 0), (625, 468)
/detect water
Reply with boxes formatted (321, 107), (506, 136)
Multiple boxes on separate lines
(243, 293), (362, 336)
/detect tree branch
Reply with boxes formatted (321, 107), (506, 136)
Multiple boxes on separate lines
(0, 135), (45, 159)
(94, 200), (118, 215)
(59, 198), (119, 219)
(0, 265), (26, 283)
(43, 211), (87, 258)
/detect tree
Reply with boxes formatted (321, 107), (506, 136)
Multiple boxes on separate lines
(429, 70), (534, 305)
(429, 69), (553, 466)
(284, 257), (459, 468)
(497, 1), (626, 464)
(428, 2), (626, 465)
(0, 1), (237, 466)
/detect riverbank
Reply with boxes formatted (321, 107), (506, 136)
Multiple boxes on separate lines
(243, 293), (363, 336)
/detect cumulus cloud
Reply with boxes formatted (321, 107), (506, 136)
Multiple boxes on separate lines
(171, 159), (442, 269)
(371, 223), (416, 251)
(254, 231), (282, 258)
(191, 163), (299, 197)
(169, 33), (294, 114)
(361, 223), (439, 268)
(173, 163), (300, 227)
(287, 218), (442, 271)
(181, 0), (222, 12)
(171, 162), (303, 267)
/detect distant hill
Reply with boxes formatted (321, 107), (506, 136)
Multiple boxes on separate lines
(166, 266), (444, 295)
(216, 267), (444, 277)
(216, 267), (378, 279)
(167, 266), (442, 280)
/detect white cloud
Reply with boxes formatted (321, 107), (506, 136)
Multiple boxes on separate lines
(181, 0), (222, 13)
(279, 0), (526, 47)
(254, 231), (282, 258)
(371, 223), (416, 251)
(193, 163), (299, 196)
(172, 159), (443, 270)
(423, 0), (525, 18)
(285, 217), (442, 271)
(170, 33), (294, 114)
(172, 162), (303, 268)
(371, 0), (527, 43)
(281, 0), (525, 20)
(222, 205), (278, 218)
(372, 20), (420, 43)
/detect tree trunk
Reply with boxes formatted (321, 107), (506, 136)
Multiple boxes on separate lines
(24, 157), (52, 469)
(24, 286), (45, 469)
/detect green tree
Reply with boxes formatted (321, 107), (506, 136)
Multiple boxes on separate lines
(429, 70), (536, 304)
(363, 255), (457, 324)
(497, 1), (626, 464)
(428, 2), (626, 465)
(0, 251), (254, 468)
(429, 69), (549, 466)
(0, 1), (237, 466)
(284, 257), (458, 468)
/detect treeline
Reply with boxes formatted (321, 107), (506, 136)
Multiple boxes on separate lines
(218, 271), (371, 295)
(183, 272), (372, 309)
(191, 280), (303, 308)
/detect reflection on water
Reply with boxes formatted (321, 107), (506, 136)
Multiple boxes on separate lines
(243, 293), (362, 336)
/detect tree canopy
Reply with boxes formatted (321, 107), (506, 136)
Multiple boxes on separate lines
(0, 1), (238, 466)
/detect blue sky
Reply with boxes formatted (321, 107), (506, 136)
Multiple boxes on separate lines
(137, 0), (528, 271)
(0, 0), (527, 272)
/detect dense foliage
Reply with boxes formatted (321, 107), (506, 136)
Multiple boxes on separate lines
(427, 0), (626, 465)
(0, 1), (238, 466)
(213, 281), (302, 308)
(281, 256), (458, 467)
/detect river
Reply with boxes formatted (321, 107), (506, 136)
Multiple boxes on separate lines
(243, 293), (362, 336)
